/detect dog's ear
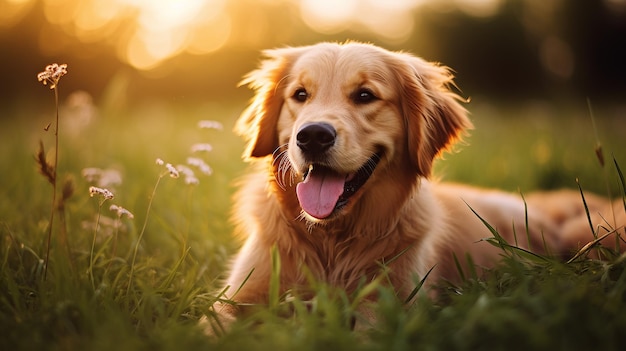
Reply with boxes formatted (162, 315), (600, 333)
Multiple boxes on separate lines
(235, 47), (302, 159)
(394, 54), (472, 177)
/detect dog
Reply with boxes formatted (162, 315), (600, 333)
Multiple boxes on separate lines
(208, 42), (625, 331)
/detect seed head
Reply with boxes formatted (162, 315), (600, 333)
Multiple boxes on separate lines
(595, 143), (605, 168)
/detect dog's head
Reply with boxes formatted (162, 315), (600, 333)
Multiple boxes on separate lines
(236, 42), (471, 222)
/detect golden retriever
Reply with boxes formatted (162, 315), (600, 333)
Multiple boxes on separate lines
(209, 41), (625, 330)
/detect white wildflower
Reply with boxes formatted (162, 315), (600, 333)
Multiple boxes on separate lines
(37, 63), (68, 89)
(82, 167), (122, 188)
(89, 186), (114, 200)
(187, 157), (213, 176)
(190, 143), (213, 153)
(198, 120), (223, 130)
(165, 163), (179, 178)
(156, 158), (179, 178)
(176, 165), (199, 185)
(82, 168), (102, 183)
(185, 176), (199, 185)
(63, 90), (98, 135)
(109, 204), (134, 219)
(99, 169), (122, 187)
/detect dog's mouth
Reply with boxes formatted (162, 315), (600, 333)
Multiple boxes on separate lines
(295, 153), (381, 220)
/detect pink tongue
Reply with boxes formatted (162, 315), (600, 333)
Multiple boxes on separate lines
(296, 167), (346, 219)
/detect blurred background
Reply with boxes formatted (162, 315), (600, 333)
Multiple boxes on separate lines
(1, 0), (626, 196)
(2, 0), (625, 108)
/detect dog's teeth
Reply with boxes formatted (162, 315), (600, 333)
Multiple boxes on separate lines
(302, 164), (313, 180)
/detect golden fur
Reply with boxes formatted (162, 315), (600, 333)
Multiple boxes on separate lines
(210, 42), (625, 328)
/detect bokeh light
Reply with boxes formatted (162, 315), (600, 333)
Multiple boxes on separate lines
(1, 0), (625, 103)
(0, 0), (35, 28)
(2, 0), (510, 70)
(34, 0), (232, 70)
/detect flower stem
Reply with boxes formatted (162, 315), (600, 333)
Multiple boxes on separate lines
(89, 201), (104, 291)
(127, 174), (163, 295)
(43, 87), (59, 281)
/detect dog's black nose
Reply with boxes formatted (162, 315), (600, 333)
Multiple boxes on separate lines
(296, 122), (336, 155)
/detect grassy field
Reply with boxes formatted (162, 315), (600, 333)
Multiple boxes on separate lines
(1, 91), (625, 350)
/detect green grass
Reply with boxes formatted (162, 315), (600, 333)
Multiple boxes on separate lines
(1, 95), (625, 350)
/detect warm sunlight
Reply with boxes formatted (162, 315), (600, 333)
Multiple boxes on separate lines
(37, 0), (231, 70)
(0, 0), (35, 28)
(300, 0), (422, 42)
(1, 0), (560, 71)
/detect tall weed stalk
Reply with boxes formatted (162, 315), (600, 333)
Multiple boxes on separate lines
(36, 63), (68, 280)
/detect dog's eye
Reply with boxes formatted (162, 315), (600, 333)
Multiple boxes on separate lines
(352, 88), (377, 104)
(293, 88), (308, 102)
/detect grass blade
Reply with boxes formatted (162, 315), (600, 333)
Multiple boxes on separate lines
(157, 246), (191, 291)
(404, 265), (435, 304)
(452, 253), (466, 282)
(269, 245), (281, 309)
(576, 179), (596, 239)
(466, 201), (548, 263)
(614, 156), (626, 211)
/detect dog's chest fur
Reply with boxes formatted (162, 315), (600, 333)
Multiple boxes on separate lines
(264, 178), (431, 296)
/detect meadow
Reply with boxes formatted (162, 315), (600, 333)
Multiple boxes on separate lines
(1, 75), (625, 350)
